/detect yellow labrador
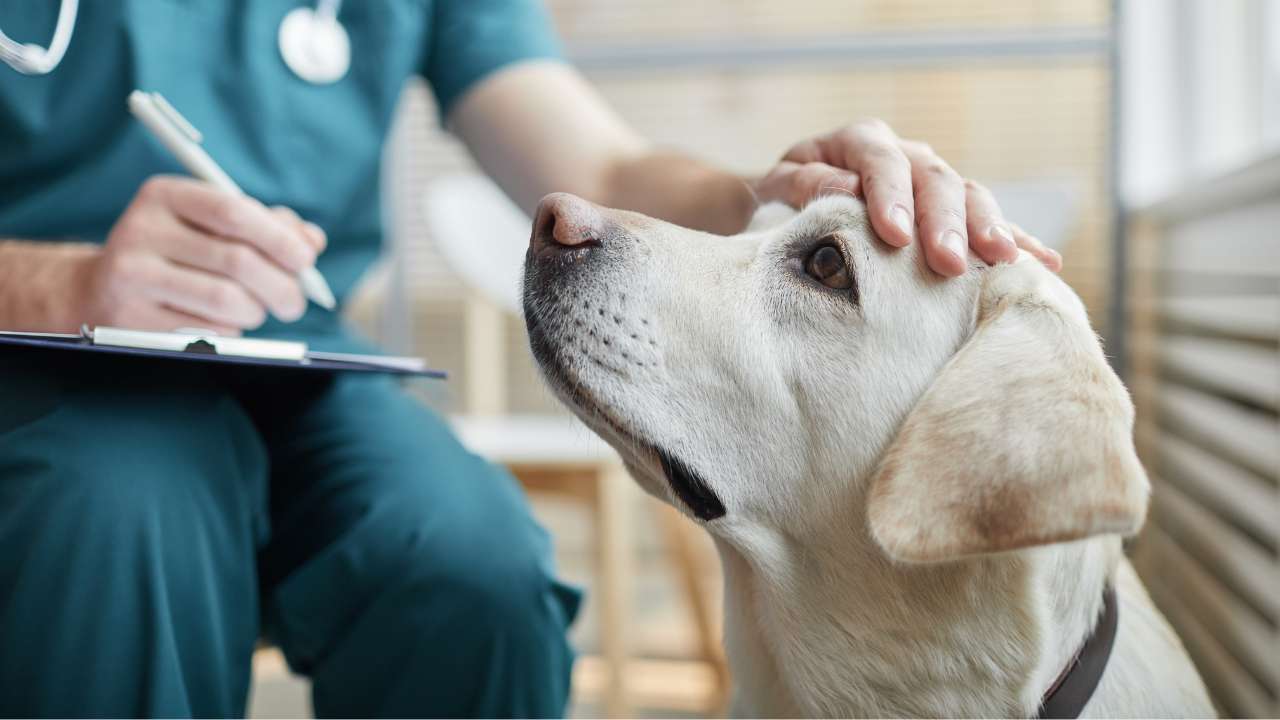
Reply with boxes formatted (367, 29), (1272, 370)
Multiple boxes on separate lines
(522, 193), (1213, 718)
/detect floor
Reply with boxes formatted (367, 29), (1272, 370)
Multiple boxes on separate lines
(246, 492), (726, 718)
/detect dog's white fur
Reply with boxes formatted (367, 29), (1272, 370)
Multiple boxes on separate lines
(523, 195), (1214, 718)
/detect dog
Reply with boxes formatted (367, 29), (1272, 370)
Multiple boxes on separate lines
(522, 192), (1214, 718)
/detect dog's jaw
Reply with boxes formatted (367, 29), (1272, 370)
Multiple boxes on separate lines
(524, 314), (727, 520)
(522, 211), (737, 515)
(527, 306), (727, 519)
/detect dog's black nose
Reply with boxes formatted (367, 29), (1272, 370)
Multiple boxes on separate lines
(531, 192), (604, 257)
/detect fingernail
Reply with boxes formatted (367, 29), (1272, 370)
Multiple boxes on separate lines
(990, 223), (1015, 248)
(941, 230), (966, 260)
(891, 206), (912, 238)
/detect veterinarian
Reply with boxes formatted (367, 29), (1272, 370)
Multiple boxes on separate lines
(0, 0), (1058, 717)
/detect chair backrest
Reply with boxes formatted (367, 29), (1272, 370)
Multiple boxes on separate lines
(423, 173), (532, 316)
(423, 173), (534, 415)
(985, 178), (1079, 252)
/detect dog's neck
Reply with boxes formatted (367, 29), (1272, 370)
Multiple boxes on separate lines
(712, 511), (1119, 718)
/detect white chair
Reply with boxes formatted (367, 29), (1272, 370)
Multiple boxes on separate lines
(985, 177), (1079, 252)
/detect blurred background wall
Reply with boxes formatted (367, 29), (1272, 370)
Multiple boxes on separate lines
(1120, 0), (1280, 206)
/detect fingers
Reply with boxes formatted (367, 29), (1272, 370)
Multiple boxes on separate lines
(95, 243), (268, 330)
(780, 137), (825, 165)
(86, 288), (242, 336)
(755, 161), (861, 209)
(91, 176), (329, 332)
(141, 177), (317, 272)
(1009, 221), (1063, 272)
(962, 180), (1019, 266)
(158, 220), (307, 321)
(898, 141), (968, 276)
(823, 121), (916, 249)
(131, 253), (269, 329)
(270, 205), (327, 254)
(139, 305), (242, 337)
(773, 121), (1061, 277)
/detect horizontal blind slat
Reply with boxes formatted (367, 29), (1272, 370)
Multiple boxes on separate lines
(1165, 200), (1280, 276)
(1160, 335), (1280, 410)
(1145, 574), (1276, 718)
(1149, 478), (1280, 623)
(1139, 526), (1279, 692)
(1157, 381), (1280, 482)
(1161, 297), (1280, 343)
(1153, 430), (1280, 547)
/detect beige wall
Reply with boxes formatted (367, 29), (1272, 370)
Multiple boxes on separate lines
(549, 0), (1107, 37)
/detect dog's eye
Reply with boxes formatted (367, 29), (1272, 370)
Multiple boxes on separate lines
(805, 245), (852, 289)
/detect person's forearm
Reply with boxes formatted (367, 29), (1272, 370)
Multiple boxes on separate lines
(599, 155), (757, 236)
(449, 62), (757, 235)
(0, 240), (98, 332)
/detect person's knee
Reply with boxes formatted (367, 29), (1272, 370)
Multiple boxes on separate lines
(384, 468), (576, 641)
(433, 532), (562, 631)
(0, 375), (268, 538)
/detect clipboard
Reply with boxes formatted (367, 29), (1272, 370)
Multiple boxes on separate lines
(0, 326), (448, 377)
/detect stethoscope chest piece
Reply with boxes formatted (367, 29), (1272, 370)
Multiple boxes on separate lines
(279, 6), (350, 85)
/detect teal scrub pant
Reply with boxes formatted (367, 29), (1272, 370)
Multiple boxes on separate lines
(0, 346), (580, 718)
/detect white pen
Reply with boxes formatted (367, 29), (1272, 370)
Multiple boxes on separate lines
(126, 90), (337, 312)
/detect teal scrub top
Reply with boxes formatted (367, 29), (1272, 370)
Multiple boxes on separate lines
(0, 0), (562, 334)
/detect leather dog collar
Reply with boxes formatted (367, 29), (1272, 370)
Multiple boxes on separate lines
(1035, 586), (1118, 719)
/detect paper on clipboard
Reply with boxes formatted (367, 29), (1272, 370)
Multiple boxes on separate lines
(92, 326), (308, 360)
(0, 326), (443, 376)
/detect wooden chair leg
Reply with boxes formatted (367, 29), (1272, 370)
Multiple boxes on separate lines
(463, 290), (507, 417)
(653, 498), (732, 712)
(596, 460), (633, 718)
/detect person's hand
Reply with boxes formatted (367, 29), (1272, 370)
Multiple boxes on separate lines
(81, 175), (326, 336)
(754, 119), (1062, 276)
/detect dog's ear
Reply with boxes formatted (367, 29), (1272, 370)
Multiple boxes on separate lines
(867, 256), (1149, 563)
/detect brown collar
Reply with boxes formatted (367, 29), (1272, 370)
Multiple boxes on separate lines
(1034, 586), (1118, 719)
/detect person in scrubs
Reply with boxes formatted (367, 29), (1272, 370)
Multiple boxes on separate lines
(0, 0), (1058, 717)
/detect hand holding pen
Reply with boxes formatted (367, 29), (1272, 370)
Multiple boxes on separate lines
(77, 174), (327, 336)
(78, 91), (337, 337)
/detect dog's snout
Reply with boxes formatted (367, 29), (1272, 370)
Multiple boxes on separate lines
(531, 192), (605, 257)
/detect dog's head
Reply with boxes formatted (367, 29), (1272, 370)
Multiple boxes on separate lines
(523, 192), (1148, 563)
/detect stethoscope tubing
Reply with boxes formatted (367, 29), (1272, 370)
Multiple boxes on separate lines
(0, 0), (80, 75)
(0, 0), (347, 83)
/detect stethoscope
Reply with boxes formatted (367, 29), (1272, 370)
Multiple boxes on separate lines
(0, 0), (351, 84)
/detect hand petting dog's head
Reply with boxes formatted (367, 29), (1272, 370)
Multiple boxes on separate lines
(523, 193), (1147, 562)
